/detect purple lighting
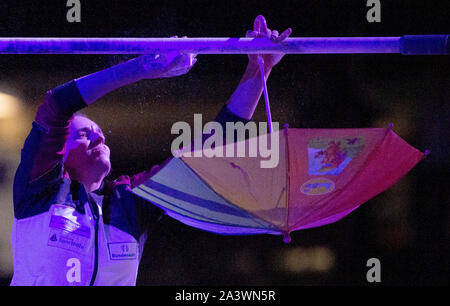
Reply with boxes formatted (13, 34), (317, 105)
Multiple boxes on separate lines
(0, 36), (447, 55)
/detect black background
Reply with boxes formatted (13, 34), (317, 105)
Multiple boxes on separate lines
(0, 0), (449, 287)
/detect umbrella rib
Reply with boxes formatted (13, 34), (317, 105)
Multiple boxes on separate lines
(136, 184), (277, 230)
(180, 158), (285, 233)
(289, 187), (346, 230)
(284, 127), (291, 236)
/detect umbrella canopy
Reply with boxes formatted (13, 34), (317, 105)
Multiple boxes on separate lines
(132, 126), (426, 243)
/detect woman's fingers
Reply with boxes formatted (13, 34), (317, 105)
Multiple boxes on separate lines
(246, 30), (257, 38)
(271, 30), (279, 40)
(276, 28), (292, 42)
(253, 15), (269, 36)
(166, 54), (188, 71)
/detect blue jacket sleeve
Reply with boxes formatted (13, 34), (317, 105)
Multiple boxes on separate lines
(13, 81), (87, 217)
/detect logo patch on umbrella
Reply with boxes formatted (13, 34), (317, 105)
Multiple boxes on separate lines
(301, 178), (335, 195)
(308, 137), (365, 175)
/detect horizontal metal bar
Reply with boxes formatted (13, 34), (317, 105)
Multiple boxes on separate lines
(0, 37), (403, 54)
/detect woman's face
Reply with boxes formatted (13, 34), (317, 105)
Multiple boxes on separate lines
(64, 115), (111, 180)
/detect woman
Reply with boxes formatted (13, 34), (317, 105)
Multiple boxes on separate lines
(10, 15), (291, 286)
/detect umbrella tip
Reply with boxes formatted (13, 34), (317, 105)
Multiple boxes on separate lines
(385, 123), (393, 134)
(282, 232), (291, 244)
(424, 149), (431, 156)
